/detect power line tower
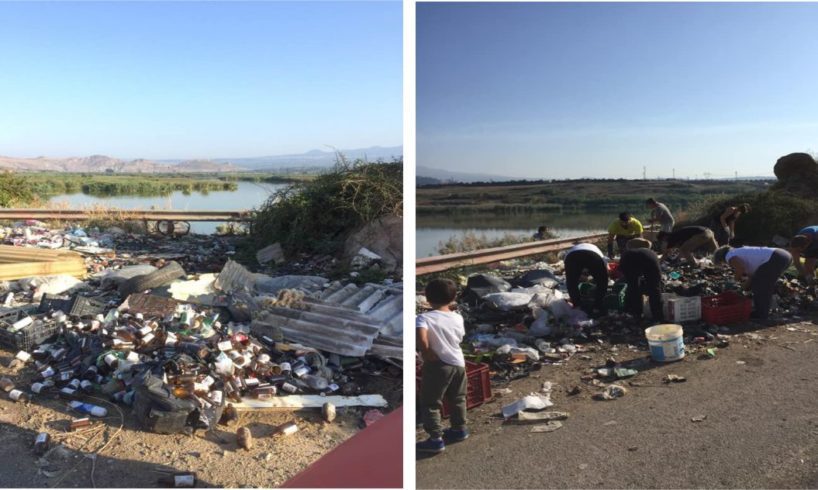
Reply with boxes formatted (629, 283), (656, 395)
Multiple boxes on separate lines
(672, 168), (676, 180)
(643, 166), (646, 180)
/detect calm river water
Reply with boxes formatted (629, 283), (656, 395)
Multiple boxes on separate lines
(416, 212), (630, 258)
(47, 181), (286, 234)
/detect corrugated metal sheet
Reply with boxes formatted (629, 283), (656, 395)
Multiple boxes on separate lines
(251, 301), (383, 357)
(319, 282), (403, 341)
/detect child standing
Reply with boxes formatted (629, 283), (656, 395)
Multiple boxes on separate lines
(416, 278), (468, 454)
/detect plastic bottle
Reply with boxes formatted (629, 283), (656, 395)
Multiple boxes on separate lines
(69, 401), (107, 417)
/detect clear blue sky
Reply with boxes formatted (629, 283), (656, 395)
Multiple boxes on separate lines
(0, 1), (401, 159)
(418, 2), (818, 180)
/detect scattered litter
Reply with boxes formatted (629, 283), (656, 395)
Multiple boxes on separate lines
(691, 415), (707, 422)
(593, 384), (627, 401)
(501, 394), (554, 419)
(530, 421), (563, 433)
(663, 374), (687, 384)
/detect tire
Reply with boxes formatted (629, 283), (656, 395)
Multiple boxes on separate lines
(118, 261), (186, 297)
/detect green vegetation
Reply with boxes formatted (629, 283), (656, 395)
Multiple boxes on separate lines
(687, 154), (818, 245)
(417, 179), (771, 215)
(249, 157), (403, 256)
(0, 172), (35, 207)
(22, 173), (240, 199)
(436, 230), (541, 255)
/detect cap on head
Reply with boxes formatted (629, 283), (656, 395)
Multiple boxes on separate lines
(713, 245), (732, 264)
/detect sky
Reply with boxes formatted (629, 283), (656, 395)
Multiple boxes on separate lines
(0, 1), (401, 160)
(417, 2), (818, 180)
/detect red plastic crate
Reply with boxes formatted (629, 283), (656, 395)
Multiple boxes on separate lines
(701, 291), (752, 325)
(416, 360), (492, 418)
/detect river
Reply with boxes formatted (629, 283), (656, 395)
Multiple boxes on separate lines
(47, 181), (287, 234)
(417, 212), (631, 258)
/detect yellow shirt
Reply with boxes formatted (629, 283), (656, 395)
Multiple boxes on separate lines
(608, 218), (643, 237)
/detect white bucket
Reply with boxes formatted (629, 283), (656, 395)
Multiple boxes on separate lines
(644, 324), (685, 362)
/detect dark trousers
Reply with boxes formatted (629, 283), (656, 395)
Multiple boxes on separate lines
(751, 249), (793, 319)
(565, 250), (608, 313)
(420, 361), (467, 439)
(616, 236), (638, 255)
(620, 248), (663, 321)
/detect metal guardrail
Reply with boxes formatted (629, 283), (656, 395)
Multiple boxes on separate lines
(416, 233), (609, 275)
(0, 209), (252, 222)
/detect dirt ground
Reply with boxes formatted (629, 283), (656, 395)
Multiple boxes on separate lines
(0, 346), (402, 488)
(417, 315), (818, 488)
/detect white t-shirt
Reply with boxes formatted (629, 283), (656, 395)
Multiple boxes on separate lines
(726, 246), (775, 276)
(416, 310), (466, 367)
(566, 243), (604, 258)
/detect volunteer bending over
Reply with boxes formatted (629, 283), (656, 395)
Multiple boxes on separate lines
(714, 245), (792, 320)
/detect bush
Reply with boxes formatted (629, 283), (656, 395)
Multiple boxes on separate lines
(0, 172), (34, 207)
(436, 230), (543, 255)
(690, 190), (818, 245)
(250, 156), (402, 256)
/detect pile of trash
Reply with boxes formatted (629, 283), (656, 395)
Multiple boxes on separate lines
(0, 222), (402, 436)
(418, 256), (816, 382)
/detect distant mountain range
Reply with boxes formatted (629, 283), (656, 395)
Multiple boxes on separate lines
(0, 146), (402, 173)
(417, 165), (516, 184)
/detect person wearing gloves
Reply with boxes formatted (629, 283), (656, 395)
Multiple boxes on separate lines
(646, 198), (675, 233)
(563, 242), (608, 316)
(607, 211), (644, 258)
(718, 203), (750, 245)
(713, 245), (792, 320)
(656, 226), (718, 266)
(619, 239), (663, 322)
(789, 225), (818, 285)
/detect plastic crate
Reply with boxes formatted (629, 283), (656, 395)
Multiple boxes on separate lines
(701, 291), (752, 325)
(39, 294), (106, 318)
(0, 317), (62, 351)
(663, 295), (702, 323)
(416, 360), (492, 418)
(581, 282), (626, 311)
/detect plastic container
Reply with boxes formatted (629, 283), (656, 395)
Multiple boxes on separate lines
(701, 291), (752, 325)
(644, 324), (685, 362)
(416, 360), (492, 418)
(580, 283), (626, 312)
(663, 295), (702, 323)
(0, 318), (61, 351)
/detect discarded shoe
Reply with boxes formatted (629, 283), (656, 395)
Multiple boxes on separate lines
(443, 428), (469, 443)
(416, 438), (445, 454)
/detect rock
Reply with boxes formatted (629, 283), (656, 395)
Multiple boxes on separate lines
(256, 243), (285, 265)
(349, 247), (382, 270)
(342, 215), (402, 272)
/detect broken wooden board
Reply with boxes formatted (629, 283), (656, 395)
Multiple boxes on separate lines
(233, 394), (388, 411)
(0, 246), (85, 280)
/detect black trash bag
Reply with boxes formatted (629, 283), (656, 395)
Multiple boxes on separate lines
(514, 269), (559, 289)
(463, 273), (511, 304)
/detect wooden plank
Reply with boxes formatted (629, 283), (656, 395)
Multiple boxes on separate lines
(233, 394), (388, 411)
(0, 261), (86, 280)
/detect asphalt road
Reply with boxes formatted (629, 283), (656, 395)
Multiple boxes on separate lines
(417, 319), (818, 489)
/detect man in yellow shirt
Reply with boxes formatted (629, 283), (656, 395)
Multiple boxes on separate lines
(607, 212), (644, 258)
